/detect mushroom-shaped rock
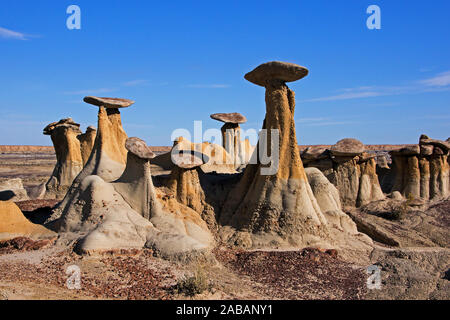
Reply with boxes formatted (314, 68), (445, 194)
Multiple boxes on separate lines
(167, 148), (217, 232)
(0, 201), (56, 241)
(244, 61), (309, 87)
(172, 137), (236, 174)
(47, 97), (131, 223)
(43, 118), (84, 199)
(210, 112), (252, 168)
(210, 112), (247, 124)
(219, 61), (330, 248)
(77, 126), (97, 165)
(112, 138), (159, 220)
(83, 96), (135, 109)
(330, 138), (364, 157)
(419, 138), (450, 153)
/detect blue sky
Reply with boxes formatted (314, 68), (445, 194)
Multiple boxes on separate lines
(0, 0), (449, 146)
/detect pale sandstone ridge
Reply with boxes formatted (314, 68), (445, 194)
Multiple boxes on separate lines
(390, 134), (449, 200)
(210, 112), (253, 168)
(0, 201), (56, 241)
(43, 118), (84, 199)
(302, 138), (385, 207)
(219, 61), (371, 254)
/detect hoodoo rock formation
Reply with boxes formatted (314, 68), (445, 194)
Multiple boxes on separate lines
(219, 61), (331, 248)
(48, 97), (132, 221)
(210, 112), (253, 168)
(0, 201), (56, 241)
(46, 121), (213, 257)
(167, 146), (218, 233)
(390, 135), (449, 200)
(43, 118), (84, 199)
(77, 126), (97, 165)
(112, 137), (159, 220)
(301, 138), (385, 207)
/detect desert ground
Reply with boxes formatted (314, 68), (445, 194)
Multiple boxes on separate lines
(0, 145), (448, 300)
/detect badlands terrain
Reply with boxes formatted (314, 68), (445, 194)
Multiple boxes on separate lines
(0, 62), (448, 300)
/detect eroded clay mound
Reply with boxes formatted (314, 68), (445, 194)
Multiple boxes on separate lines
(0, 201), (56, 241)
(0, 178), (28, 202)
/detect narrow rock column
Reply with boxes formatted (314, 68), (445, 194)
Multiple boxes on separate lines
(77, 126), (97, 165)
(210, 112), (248, 167)
(113, 137), (160, 220)
(43, 118), (84, 199)
(220, 61), (328, 248)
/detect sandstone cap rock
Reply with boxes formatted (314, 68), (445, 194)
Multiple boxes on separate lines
(210, 112), (247, 124)
(420, 145), (433, 156)
(419, 138), (450, 153)
(83, 96), (135, 109)
(244, 61), (309, 87)
(43, 118), (81, 135)
(171, 150), (209, 169)
(301, 146), (329, 160)
(330, 138), (364, 156)
(125, 137), (155, 160)
(86, 126), (97, 132)
(390, 145), (420, 156)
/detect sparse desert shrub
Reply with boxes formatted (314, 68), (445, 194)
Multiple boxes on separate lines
(175, 266), (211, 296)
(391, 193), (415, 220)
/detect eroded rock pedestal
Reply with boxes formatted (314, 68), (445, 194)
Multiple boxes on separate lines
(302, 138), (385, 207)
(390, 135), (449, 200)
(210, 112), (253, 168)
(43, 118), (84, 199)
(220, 62), (354, 249)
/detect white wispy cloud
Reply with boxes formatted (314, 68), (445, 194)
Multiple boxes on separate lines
(185, 84), (230, 88)
(420, 71), (450, 87)
(304, 71), (450, 102)
(63, 88), (117, 95)
(0, 26), (28, 40)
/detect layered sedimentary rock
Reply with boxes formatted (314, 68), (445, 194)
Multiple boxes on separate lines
(210, 112), (253, 168)
(0, 201), (56, 241)
(219, 61), (330, 248)
(43, 118), (84, 199)
(390, 135), (449, 200)
(77, 126), (97, 165)
(301, 139), (385, 207)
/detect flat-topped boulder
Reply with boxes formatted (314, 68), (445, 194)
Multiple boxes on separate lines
(43, 118), (81, 135)
(210, 112), (247, 124)
(83, 96), (135, 109)
(330, 138), (364, 157)
(125, 137), (155, 160)
(301, 146), (329, 160)
(390, 145), (420, 156)
(244, 61), (309, 87)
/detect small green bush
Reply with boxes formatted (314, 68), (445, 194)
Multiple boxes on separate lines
(175, 266), (211, 296)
